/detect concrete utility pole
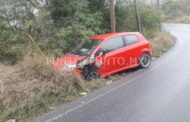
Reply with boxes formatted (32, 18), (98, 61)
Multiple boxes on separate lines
(157, 0), (161, 31)
(134, 0), (142, 32)
(110, 0), (116, 33)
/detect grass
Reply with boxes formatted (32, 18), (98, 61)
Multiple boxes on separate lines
(164, 15), (190, 24)
(150, 31), (175, 57)
(0, 31), (175, 122)
(0, 55), (105, 122)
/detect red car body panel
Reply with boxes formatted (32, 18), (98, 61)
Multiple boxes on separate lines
(54, 32), (152, 77)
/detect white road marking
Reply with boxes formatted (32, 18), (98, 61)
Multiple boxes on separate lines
(44, 33), (183, 122)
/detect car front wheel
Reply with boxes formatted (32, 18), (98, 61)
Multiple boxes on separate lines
(83, 65), (98, 81)
(140, 53), (151, 68)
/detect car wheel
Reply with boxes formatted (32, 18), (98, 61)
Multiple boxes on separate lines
(86, 72), (98, 81)
(83, 65), (98, 81)
(140, 53), (151, 68)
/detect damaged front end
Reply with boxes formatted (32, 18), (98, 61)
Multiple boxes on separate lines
(58, 53), (104, 80)
(76, 54), (101, 80)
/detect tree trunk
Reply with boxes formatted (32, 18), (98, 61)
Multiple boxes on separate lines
(110, 0), (116, 32)
(157, 0), (161, 31)
(134, 0), (142, 32)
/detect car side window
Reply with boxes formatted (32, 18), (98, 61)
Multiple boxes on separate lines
(124, 35), (139, 45)
(99, 36), (124, 54)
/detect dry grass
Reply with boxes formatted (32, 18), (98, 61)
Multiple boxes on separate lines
(150, 31), (175, 57)
(0, 31), (175, 121)
(0, 55), (105, 122)
(164, 15), (190, 24)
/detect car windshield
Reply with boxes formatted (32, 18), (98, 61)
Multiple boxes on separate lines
(72, 40), (102, 56)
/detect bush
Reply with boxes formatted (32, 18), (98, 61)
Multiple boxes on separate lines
(150, 31), (174, 57)
(140, 7), (160, 34)
(0, 0), (163, 64)
(115, 3), (137, 32)
(161, 0), (182, 20)
(0, 30), (27, 64)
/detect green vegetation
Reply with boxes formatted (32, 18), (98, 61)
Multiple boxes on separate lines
(115, 1), (160, 37)
(0, 0), (163, 63)
(0, 0), (178, 121)
(161, 0), (190, 22)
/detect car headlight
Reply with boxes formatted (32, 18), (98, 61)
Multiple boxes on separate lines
(61, 64), (77, 72)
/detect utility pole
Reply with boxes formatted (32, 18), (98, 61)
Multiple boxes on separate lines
(157, 0), (161, 31)
(110, 0), (116, 33)
(134, 0), (142, 32)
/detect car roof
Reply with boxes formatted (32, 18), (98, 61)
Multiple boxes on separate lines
(90, 32), (140, 40)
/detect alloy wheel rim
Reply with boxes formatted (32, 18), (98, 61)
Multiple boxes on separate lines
(141, 54), (151, 67)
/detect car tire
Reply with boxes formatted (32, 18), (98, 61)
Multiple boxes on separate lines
(140, 53), (151, 69)
(83, 65), (98, 81)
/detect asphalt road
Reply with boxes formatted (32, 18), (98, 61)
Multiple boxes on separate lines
(33, 24), (190, 122)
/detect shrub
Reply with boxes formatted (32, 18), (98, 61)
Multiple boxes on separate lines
(0, 30), (27, 64)
(150, 31), (174, 57)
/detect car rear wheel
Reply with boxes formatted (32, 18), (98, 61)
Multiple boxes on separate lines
(140, 53), (151, 68)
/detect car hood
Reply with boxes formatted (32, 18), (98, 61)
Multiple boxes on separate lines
(53, 54), (86, 70)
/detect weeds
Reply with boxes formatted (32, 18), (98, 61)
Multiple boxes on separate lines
(150, 31), (175, 57)
(164, 15), (190, 24)
(0, 55), (105, 122)
(0, 31), (174, 122)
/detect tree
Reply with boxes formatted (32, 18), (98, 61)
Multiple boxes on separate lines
(0, 0), (163, 64)
(157, 0), (161, 31)
(134, 0), (142, 32)
(110, 0), (116, 32)
(49, 0), (104, 53)
(115, 1), (137, 32)
(181, 0), (190, 15)
(161, 0), (182, 19)
(0, 16), (26, 64)
(0, 0), (54, 60)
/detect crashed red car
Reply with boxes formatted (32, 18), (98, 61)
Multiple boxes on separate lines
(54, 32), (152, 80)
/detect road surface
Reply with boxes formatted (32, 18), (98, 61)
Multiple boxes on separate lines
(33, 24), (190, 122)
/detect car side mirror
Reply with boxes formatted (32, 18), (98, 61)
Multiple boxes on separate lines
(95, 49), (106, 58)
(102, 51), (106, 56)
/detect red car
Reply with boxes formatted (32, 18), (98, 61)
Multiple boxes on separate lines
(54, 32), (152, 80)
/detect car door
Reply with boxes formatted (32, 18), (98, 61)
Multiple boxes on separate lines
(97, 36), (127, 77)
(123, 34), (141, 67)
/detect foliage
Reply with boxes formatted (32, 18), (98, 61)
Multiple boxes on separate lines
(150, 31), (174, 57)
(140, 6), (160, 37)
(0, 1), (175, 121)
(115, 1), (160, 37)
(0, 0), (162, 64)
(115, 2), (137, 32)
(50, 0), (104, 53)
(161, 0), (182, 19)
(161, 0), (190, 20)
(0, 17), (27, 64)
